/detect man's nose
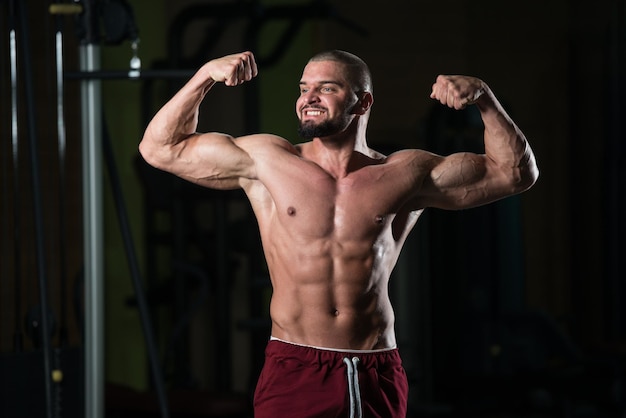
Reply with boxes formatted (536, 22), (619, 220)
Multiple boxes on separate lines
(302, 91), (320, 104)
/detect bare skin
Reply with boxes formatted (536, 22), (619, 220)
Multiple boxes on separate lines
(139, 51), (538, 351)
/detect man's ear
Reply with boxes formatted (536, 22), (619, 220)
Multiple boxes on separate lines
(351, 92), (373, 115)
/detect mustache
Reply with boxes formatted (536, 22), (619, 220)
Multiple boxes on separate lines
(301, 105), (326, 112)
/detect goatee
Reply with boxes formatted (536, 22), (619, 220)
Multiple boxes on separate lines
(297, 120), (338, 139)
(297, 114), (352, 140)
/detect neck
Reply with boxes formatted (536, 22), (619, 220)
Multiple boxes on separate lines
(309, 135), (371, 179)
(299, 113), (372, 178)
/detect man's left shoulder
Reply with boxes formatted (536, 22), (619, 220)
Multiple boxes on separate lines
(384, 148), (435, 165)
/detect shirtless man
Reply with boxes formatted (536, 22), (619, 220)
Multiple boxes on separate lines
(139, 50), (538, 418)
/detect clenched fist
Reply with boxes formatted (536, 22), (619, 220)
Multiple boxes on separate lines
(205, 51), (258, 87)
(430, 75), (485, 110)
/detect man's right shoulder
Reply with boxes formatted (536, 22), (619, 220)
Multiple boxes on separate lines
(236, 133), (300, 156)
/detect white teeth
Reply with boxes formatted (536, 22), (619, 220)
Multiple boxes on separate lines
(306, 110), (322, 115)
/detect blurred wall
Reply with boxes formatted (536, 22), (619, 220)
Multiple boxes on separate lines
(1, 0), (623, 413)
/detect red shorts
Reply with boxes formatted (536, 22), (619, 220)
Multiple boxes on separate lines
(253, 339), (408, 418)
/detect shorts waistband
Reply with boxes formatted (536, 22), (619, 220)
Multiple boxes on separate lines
(269, 336), (397, 353)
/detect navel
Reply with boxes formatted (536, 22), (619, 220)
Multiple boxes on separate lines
(375, 214), (385, 224)
(331, 308), (339, 317)
(287, 206), (296, 216)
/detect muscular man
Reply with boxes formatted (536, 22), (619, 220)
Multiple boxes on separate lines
(139, 50), (538, 418)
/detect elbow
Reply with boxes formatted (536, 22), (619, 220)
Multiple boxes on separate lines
(519, 169), (538, 193)
(138, 137), (157, 167)
(138, 128), (170, 169)
(527, 163), (540, 189)
(523, 152), (540, 190)
(138, 139), (147, 160)
(513, 157), (539, 193)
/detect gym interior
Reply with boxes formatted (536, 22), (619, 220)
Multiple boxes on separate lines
(1, 0), (624, 417)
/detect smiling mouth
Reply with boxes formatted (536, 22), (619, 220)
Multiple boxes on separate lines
(302, 107), (325, 117)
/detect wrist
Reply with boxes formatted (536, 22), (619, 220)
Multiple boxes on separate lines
(474, 87), (497, 113)
(194, 63), (218, 91)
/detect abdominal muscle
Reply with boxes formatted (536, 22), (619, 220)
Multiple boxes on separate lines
(264, 235), (397, 351)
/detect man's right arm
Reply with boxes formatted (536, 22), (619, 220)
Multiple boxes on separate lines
(139, 51), (258, 189)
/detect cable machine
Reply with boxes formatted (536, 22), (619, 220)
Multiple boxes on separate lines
(3, 1), (56, 417)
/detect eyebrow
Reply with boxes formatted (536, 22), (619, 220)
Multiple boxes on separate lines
(299, 80), (345, 87)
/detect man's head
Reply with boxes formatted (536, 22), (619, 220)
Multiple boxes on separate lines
(308, 50), (373, 96)
(296, 50), (373, 140)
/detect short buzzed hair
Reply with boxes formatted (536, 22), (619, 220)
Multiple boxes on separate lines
(308, 50), (373, 95)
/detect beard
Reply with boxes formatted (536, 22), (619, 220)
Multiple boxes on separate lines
(297, 113), (352, 140)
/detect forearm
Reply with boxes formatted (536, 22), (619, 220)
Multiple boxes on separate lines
(140, 64), (216, 157)
(476, 89), (538, 188)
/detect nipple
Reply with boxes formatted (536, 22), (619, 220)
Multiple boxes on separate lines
(287, 206), (296, 216)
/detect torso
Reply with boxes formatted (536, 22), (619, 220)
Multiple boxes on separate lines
(241, 137), (426, 350)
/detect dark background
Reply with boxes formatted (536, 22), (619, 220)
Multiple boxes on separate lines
(0, 0), (624, 417)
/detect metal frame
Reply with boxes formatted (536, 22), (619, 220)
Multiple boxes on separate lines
(80, 42), (105, 418)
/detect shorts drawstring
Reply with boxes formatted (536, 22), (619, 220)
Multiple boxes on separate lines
(343, 356), (362, 418)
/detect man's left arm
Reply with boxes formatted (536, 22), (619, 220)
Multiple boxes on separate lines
(422, 75), (539, 209)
